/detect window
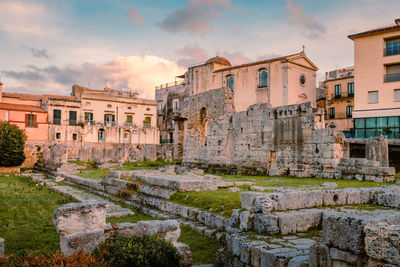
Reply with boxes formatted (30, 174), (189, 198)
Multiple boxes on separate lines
(144, 116), (151, 128)
(226, 75), (234, 93)
(25, 113), (36, 127)
(127, 106), (132, 110)
(368, 91), (378, 103)
(385, 39), (400, 56)
(98, 129), (105, 141)
(107, 104), (112, 108)
(146, 108), (150, 111)
(355, 117), (400, 139)
(126, 115), (133, 125)
(53, 109), (61, 125)
(259, 69), (268, 87)
(69, 111), (77, 125)
(329, 107), (335, 119)
(56, 133), (61, 139)
(346, 106), (353, 118)
(334, 84), (341, 98)
(348, 72), (353, 77)
(173, 99), (179, 112)
(347, 83), (354, 97)
(395, 89), (400, 102)
(104, 114), (115, 126)
(72, 133), (77, 141)
(84, 112), (93, 125)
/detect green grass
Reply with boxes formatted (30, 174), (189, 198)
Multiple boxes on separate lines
(106, 213), (155, 224)
(219, 174), (393, 189)
(170, 189), (242, 217)
(178, 225), (222, 265)
(170, 175), (393, 217)
(0, 175), (76, 255)
(75, 160), (179, 180)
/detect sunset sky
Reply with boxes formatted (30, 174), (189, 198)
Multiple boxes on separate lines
(1, 0), (399, 98)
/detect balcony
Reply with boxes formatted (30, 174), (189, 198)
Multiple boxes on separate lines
(384, 73), (400, 83)
(329, 91), (353, 101)
(53, 118), (61, 125)
(25, 121), (38, 128)
(384, 47), (400, 57)
(69, 120), (77, 126)
(85, 120), (95, 126)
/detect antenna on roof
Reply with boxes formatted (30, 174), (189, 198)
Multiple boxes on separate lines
(302, 45), (305, 53)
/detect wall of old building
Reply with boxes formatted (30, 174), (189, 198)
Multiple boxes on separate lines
(180, 88), (349, 178)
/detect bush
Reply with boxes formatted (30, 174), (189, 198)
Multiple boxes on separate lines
(94, 235), (181, 267)
(0, 122), (26, 167)
(0, 251), (106, 267)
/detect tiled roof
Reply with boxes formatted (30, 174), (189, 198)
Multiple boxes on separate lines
(2, 92), (43, 101)
(42, 94), (79, 102)
(348, 24), (400, 39)
(0, 102), (47, 113)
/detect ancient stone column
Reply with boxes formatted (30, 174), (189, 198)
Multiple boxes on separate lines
(365, 135), (389, 167)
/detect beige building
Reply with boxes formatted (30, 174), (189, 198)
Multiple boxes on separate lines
(324, 67), (354, 136)
(349, 19), (400, 139)
(156, 51), (318, 157)
(45, 85), (159, 145)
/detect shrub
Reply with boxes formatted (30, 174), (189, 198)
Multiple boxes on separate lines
(94, 235), (181, 267)
(0, 251), (106, 267)
(0, 121), (26, 167)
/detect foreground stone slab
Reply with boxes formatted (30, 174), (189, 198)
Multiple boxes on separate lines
(137, 220), (180, 244)
(54, 201), (109, 235)
(364, 222), (400, 265)
(60, 230), (106, 256)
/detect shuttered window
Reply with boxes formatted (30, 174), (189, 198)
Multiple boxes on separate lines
(368, 91), (378, 103)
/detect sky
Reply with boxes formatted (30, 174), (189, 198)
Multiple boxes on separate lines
(0, 0), (399, 99)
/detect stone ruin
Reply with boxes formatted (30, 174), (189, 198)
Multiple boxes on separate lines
(53, 201), (192, 266)
(174, 87), (395, 182)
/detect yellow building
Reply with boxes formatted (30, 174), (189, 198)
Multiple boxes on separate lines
(324, 67), (354, 136)
(349, 18), (400, 138)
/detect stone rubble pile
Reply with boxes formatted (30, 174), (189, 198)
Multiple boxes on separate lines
(53, 201), (192, 266)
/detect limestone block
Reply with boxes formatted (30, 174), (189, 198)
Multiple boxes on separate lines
(287, 255), (309, 267)
(240, 192), (264, 210)
(228, 187), (240, 192)
(137, 220), (180, 244)
(113, 223), (143, 238)
(174, 242), (193, 267)
(277, 209), (322, 234)
(309, 243), (331, 267)
(54, 201), (109, 235)
(0, 238), (4, 256)
(364, 222), (400, 265)
(322, 212), (367, 254)
(239, 210), (251, 231)
(261, 247), (304, 267)
(329, 248), (362, 266)
(374, 193), (400, 208)
(322, 190), (348, 206)
(253, 213), (279, 234)
(55, 176), (64, 182)
(60, 230), (106, 255)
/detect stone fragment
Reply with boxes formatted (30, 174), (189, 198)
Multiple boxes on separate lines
(137, 220), (180, 244)
(321, 182), (338, 190)
(287, 255), (309, 267)
(60, 230), (106, 255)
(329, 248), (362, 265)
(228, 187), (240, 192)
(53, 201), (109, 235)
(174, 242), (193, 267)
(113, 223), (143, 238)
(55, 176), (64, 182)
(253, 213), (280, 234)
(239, 210), (251, 231)
(309, 243), (331, 267)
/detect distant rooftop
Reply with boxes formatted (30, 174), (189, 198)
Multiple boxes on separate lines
(348, 19), (400, 39)
(0, 102), (47, 113)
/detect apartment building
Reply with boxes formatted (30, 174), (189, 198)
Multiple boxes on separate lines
(324, 67), (355, 136)
(349, 19), (400, 139)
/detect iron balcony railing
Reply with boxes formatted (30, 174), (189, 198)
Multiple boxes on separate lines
(69, 120), (77, 126)
(85, 120), (95, 126)
(53, 118), (61, 125)
(329, 91), (353, 101)
(384, 47), (400, 56)
(384, 73), (400, 83)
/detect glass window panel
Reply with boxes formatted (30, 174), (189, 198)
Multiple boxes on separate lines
(392, 128), (400, 139)
(365, 129), (376, 138)
(366, 118), (376, 128)
(388, 117), (399, 127)
(355, 118), (365, 129)
(355, 129), (365, 138)
(376, 117), (387, 128)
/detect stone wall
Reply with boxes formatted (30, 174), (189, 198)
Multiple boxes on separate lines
(178, 88), (394, 180)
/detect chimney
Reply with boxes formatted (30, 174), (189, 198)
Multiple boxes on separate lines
(396, 18), (400, 25)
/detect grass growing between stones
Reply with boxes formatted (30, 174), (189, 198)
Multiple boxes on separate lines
(178, 225), (222, 265)
(106, 213), (155, 224)
(170, 189), (242, 217)
(219, 174), (393, 189)
(0, 175), (75, 255)
(75, 160), (179, 179)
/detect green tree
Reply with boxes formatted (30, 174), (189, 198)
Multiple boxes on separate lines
(0, 121), (27, 166)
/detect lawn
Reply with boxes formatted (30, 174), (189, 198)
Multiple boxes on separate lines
(0, 175), (75, 255)
(76, 160), (179, 179)
(170, 174), (393, 217)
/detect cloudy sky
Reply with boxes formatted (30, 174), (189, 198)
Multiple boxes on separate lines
(0, 0), (399, 99)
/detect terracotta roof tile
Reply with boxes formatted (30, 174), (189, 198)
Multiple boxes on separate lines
(0, 103), (47, 113)
(348, 24), (400, 39)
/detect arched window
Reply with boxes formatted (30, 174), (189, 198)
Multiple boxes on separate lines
(259, 69), (268, 87)
(98, 129), (105, 141)
(226, 75), (234, 93)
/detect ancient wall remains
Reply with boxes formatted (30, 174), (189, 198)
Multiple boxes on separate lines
(178, 88), (394, 180)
